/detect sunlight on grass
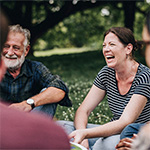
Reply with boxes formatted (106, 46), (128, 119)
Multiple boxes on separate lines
(34, 47), (98, 57)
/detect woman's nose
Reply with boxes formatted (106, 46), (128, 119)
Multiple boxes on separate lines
(103, 45), (110, 52)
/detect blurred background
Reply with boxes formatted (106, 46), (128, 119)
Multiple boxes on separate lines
(1, 0), (150, 124)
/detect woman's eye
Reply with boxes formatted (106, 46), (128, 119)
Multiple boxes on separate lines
(110, 43), (115, 46)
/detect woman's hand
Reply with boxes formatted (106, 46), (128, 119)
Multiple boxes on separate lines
(69, 129), (87, 145)
(80, 139), (89, 150)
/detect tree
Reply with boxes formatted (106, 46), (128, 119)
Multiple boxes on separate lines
(0, 0), (147, 55)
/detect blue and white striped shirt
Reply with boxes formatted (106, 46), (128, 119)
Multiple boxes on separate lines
(94, 64), (150, 123)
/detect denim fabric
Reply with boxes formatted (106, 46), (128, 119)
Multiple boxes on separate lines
(57, 120), (120, 150)
(93, 134), (120, 150)
(31, 103), (57, 118)
(120, 123), (145, 139)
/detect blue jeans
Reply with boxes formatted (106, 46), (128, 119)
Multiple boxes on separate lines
(57, 120), (120, 150)
(31, 103), (57, 117)
(120, 123), (145, 139)
(31, 88), (57, 117)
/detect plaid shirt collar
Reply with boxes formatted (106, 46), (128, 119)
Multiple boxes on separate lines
(6, 59), (33, 78)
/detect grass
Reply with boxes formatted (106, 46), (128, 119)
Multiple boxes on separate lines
(28, 48), (146, 125)
(34, 47), (98, 57)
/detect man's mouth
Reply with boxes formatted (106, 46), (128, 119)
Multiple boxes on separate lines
(5, 54), (17, 59)
(5, 57), (17, 60)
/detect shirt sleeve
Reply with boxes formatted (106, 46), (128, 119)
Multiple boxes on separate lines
(93, 66), (108, 90)
(134, 83), (150, 100)
(35, 62), (72, 107)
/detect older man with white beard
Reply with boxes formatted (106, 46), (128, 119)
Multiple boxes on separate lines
(0, 24), (72, 117)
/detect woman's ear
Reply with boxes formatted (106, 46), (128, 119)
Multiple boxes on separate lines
(0, 59), (6, 82)
(126, 43), (133, 55)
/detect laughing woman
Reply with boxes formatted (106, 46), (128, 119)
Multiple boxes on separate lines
(58, 27), (150, 150)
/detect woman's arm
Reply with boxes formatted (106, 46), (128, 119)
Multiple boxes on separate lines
(72, 85), (106, 149)
(70, 94), (147, 144)
(74, 84), (106, 130)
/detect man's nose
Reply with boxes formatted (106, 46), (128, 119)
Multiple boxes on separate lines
(7, 47), (15, 55)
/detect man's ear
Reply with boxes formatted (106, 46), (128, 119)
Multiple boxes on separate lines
(0, 59), (6, 82)
(126, 43), (133, 55)
(25, 45), (30, 57)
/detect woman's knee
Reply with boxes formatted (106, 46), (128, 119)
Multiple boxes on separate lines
(93, 135), (120, 150)
(56, 120), (75, 134)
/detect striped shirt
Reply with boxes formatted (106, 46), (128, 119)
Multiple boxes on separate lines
(94, 64), (150, 123)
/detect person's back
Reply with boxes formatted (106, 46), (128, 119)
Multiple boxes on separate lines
(0, 102), (70, 149)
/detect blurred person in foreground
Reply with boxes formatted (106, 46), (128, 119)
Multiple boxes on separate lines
(0, 24), (72, 117)
(116, 11), (150, 150)
(131, 123), (150, 150)
(0, 10), (70, 149)
(116, 123), (150, 150)
(58, 26), (150, 150)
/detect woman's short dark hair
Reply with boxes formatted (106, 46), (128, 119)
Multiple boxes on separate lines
(104, 27), (142, 59)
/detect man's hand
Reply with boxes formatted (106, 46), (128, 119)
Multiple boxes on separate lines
(115, 134), (137, 150)
(8, 101), (32, 112)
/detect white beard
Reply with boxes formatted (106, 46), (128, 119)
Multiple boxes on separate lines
(2, 53), (25, 71)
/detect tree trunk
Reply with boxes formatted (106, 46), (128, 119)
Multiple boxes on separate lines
(123, 1), (136, 31)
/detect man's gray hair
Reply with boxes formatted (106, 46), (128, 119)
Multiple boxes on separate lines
(9, 24), (31, 47)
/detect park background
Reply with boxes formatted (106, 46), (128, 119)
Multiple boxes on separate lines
(1, 0), (150, 124)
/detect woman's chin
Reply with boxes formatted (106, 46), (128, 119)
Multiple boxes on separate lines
(106, 63), (115, 69)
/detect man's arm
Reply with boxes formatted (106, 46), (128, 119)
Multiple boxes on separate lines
(31, 87), (65, 106)
(9, 87), (65, 112)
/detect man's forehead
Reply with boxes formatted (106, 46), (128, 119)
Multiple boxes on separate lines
(6, 31), (25, 43)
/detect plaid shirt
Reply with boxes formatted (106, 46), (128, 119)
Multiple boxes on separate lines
(0, 59), (72, 107)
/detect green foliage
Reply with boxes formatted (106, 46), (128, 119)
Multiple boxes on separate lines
(33, 1), (149, 51)
(33, 4), (125, 50)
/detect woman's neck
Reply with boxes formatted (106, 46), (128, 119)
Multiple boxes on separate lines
(115, 60), (139, 82)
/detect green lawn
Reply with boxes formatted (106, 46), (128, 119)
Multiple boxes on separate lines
(28, 48), (146, 124)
